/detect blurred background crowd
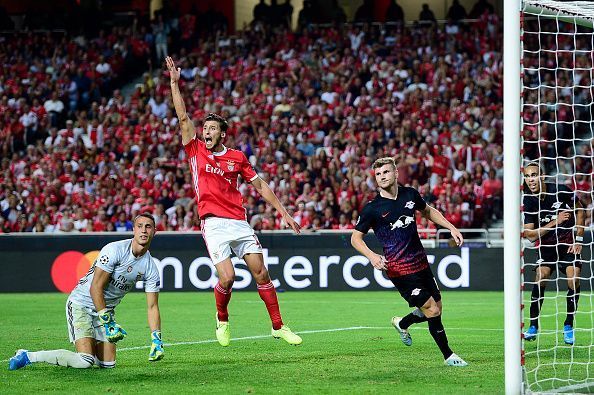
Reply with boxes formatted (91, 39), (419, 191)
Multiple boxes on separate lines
(0, 0), (537, 235)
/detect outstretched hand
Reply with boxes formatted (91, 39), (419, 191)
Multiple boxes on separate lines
(450, 228), (464, 247)
(165, 56), (180, 84)
(282, 213), (301, 234)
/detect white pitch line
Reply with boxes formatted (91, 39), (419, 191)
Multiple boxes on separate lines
(1, 325), (504, 362)
(117, 326), (376, 351)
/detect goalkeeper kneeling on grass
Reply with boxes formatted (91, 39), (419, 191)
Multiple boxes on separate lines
(9, 213), (164, 370)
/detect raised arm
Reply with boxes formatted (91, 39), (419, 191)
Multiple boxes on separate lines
(166, 56), (195, 145)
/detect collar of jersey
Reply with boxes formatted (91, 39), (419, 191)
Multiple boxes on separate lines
(378, 186), (399, 200)
(212, 145), (228, 156)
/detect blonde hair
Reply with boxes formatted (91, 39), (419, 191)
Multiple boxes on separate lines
(372, 157), (396, 170)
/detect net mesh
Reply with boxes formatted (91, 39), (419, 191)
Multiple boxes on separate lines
(521, 1), (594, 393)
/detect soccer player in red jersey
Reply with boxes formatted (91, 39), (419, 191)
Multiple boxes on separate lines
(166, 56), (302, 346)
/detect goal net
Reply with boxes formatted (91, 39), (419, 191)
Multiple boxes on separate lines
(521, 1), (594, 393)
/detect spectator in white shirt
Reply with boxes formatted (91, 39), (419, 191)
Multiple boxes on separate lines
(44, 127), (63, 148)
(95, 55), (112, 75)
(148, 95), (168, 119)
(43, 92), (64, 127)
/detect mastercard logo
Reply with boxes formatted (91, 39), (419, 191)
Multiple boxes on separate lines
(51, 250), (100, 293)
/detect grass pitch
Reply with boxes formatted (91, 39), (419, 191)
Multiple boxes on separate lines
(2, 291), (505, 394)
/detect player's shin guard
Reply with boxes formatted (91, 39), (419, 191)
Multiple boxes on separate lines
(257, 281), (283, 330)
(399, 308), (428, 330)
(27, 350), (94, 368)
(564, 286), (580, 327)
(530, 284), (546, 329)
(214, 282), (232, 322)
(427, 316), (454, 360)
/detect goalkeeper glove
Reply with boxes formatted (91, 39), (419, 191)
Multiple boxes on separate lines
(149, 330), (164, 362)
(97, 309), (127, 343)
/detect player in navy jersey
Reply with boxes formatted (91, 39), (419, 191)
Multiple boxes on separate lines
(522, 161), (585, 345)
(351, 157), (468, 367)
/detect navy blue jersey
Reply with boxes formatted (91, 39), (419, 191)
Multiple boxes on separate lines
(523, 183), (577, 246)
(355, 186), (429, 278)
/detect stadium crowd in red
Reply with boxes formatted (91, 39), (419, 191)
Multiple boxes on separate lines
(0, 14), (511, 235)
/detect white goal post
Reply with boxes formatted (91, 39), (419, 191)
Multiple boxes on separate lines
(505, 1), (594, 394)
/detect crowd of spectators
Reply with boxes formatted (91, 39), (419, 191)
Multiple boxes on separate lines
(1, 9), (514, 235)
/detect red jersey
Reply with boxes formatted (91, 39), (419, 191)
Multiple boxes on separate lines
(184, 138), (258, 220)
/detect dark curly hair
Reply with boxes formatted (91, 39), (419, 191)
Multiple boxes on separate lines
(204, 112), (229, 133)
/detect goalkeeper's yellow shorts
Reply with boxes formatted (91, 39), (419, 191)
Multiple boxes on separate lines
(66, 298), (109, 343)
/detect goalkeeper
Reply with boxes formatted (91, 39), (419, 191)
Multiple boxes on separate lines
(9, 213), (164, 370)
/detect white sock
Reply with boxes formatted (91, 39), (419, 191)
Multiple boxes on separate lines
(97, 359), (116, 369)
(27, 350), (95, 368)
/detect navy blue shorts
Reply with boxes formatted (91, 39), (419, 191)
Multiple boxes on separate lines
(390, 267), (441, 308)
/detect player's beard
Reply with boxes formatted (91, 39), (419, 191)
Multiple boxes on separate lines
(207, 134), (223, 151)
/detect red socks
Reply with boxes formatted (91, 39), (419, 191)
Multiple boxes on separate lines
(215, 281), (283, 330)
(214, 282), (232, 322)
(257, 281), (283, 330)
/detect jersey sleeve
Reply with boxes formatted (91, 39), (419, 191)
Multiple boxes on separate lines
(413, 188), (428, 211)
(95, 243), (120, 274)
(239, 152), (258, 182)
(183, 136), (205, 152)
(355, 203), (375, 234)
(144, 257), (161, 293)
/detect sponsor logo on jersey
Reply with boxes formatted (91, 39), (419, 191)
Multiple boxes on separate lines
(411, 288), (421, 296)
(540, 215), (556, 223)
(381, 212), (390, 218)
(135, 273), (144, 282)
(552, 202), (562, 209)
(404, 200), (415, 209)
(390, 215), (414, 230)
(205, 163), (225, 176)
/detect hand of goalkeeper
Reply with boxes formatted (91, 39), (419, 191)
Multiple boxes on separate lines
(98, 309), (127, 343)
(149, 330), (164, 361)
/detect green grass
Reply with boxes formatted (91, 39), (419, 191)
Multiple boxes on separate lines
(523, 291), (594, 393)
(2, 291), (506, 394)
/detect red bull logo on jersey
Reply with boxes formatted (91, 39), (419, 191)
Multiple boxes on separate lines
(205, 164), (225, 176)
(390, 215), (414, 230)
